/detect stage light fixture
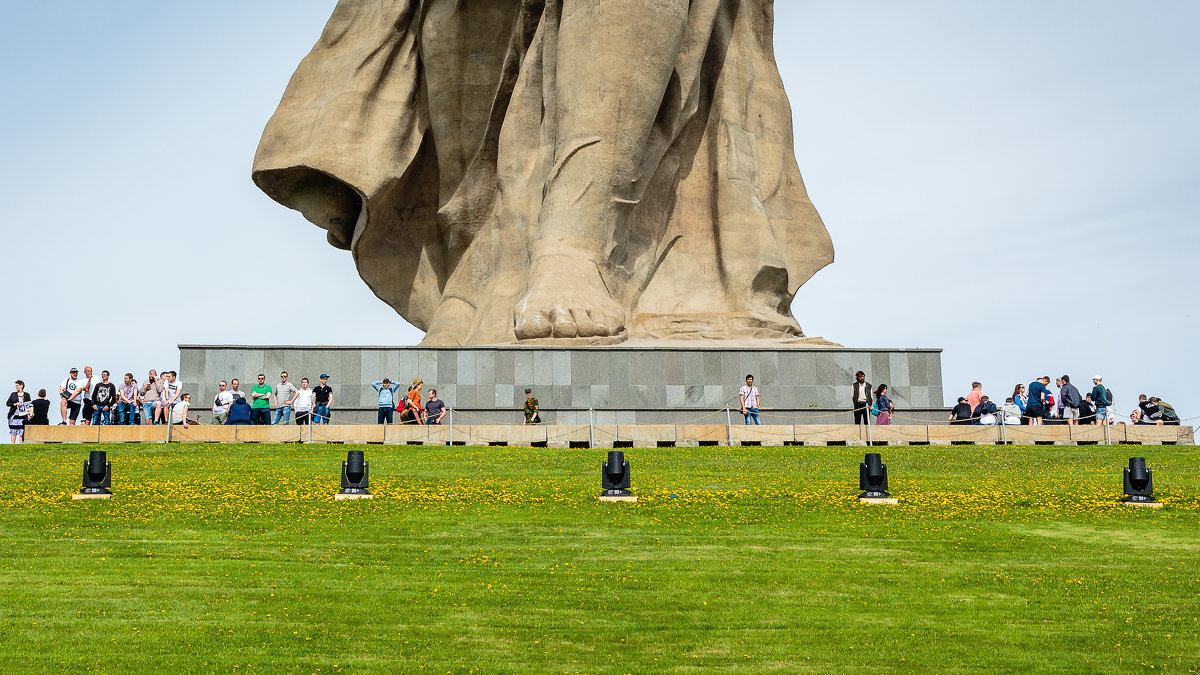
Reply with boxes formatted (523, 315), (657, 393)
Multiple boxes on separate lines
(1122, 457), (1156, 504)
(600, 450), (634, 501)
(337, 450), (372, 499)
(858, 452), (890, 500)
(79, 450), (112, 497)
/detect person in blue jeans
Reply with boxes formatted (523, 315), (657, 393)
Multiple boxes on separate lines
(117, 373), (139, 425)
(739, 374), (761, 425)
(271, 372), (298, 425)
(372, 378), (401, 424)
(1090, 375), (1110, 426)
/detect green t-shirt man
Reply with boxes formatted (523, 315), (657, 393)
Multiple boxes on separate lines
(251, 383), (273, 409)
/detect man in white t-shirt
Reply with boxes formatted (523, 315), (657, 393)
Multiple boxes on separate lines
(161, 371), (183, 413)
(211, 380), (235, 424)
(170, 393), (193, 428)
(59, 367), (84, 425)
(292, 377), (315, 425)
(739, 374), (761, 425)
(228, 378), (247, 404)
(78, 366), (97, 425)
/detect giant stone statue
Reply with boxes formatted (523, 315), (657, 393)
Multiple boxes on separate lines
(254, 0), (834, 345)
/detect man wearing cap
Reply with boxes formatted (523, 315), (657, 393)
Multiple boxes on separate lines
(1090, 375), (1109, 426)
(949, 397), (974, 425)
(522, 389), (541, 425)
(313, 374), (333, 425)
(59, 367), (83, 425)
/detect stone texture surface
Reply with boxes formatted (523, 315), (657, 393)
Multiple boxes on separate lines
(27, 424), (1195, 447)
(180, 345), (945, 426)
(253, 0), (833, 346)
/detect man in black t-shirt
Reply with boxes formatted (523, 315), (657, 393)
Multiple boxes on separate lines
(949, 397), (974, 425)
(30, 390), (52, 426)
(424, 389), (447, 425)
(1137, 395), (1161, 423)
(312, 374), (334, 424)
(91, 371), (119, 426)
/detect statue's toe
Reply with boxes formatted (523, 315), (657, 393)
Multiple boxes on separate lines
(514, 259), (627, 340)
(592, 306), (625, 337)
(550, 308), (578, 338)
(514, 310), (552, 340)
(573, 310), (598, 338)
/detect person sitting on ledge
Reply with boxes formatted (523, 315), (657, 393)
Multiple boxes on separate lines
(399, 379), (425, 425)
(1129, 409), (1157, 425)
(1079, 394), (1097, 424)
(1001, 397), (1022, 425)
(1137, 395), (1161, 422)
(169, 393), (196, 428)
(1152, 397), (1180, 425)
(973, 396), (998, 425)
(949, 397), (974, 425)
(225, 396), (254, 425)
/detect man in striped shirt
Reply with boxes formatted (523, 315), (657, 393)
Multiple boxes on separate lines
(739, 375), (761, 425)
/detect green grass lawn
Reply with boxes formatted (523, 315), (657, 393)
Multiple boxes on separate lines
(0, 442), (1197, 673)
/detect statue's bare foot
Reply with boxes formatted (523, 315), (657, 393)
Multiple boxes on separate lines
(514, 256), (625, 339)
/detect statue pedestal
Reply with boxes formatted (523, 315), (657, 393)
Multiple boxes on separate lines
(180, 344), (944, 426)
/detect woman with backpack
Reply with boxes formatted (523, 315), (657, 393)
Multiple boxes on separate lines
(873, 384), (893, 425)
(398, 379), (425, 425)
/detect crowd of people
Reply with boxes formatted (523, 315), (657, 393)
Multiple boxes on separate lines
(5, 367), (200, 443)
(847, 372), (1181, 427)
(944, 375), (1181, 426)
(2, 367), (460, 444)
(5, 366), (1185, 443)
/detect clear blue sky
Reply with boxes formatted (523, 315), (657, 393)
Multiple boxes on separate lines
(3, 1), (1197, 420)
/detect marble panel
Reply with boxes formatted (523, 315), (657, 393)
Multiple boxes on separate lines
(475, 351), (496, 386)
(551, 351), (571, 386)
(417, 349), (439, 380)
(590, 384), (612, 408)
(457, 351), (477, 385)
(889, 353), (911, 388)
(532, 351), (553, 386)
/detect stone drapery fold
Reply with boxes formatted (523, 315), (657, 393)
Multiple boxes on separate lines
(253, 0), (833, 345)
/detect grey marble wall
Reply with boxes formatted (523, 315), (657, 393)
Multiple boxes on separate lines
(179, 346), (944, 424)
